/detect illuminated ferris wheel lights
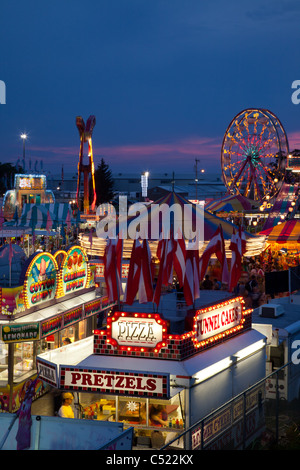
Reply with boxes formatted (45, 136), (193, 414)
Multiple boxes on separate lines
(221, 108), (288, 202)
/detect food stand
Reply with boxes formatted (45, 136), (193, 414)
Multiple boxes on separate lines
(3, 174), (55, 220)
(0, 245), (115, 413)
(36, 294), (267, 449)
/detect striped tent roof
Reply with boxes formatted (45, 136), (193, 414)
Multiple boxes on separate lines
(83, 192), (266, 259)
(144, 191), (250, 240)
(116, 191), (242, 241)
(5, 203), (75, 230)
(260, 219), (300, 244)
(205, 194), (253, 213)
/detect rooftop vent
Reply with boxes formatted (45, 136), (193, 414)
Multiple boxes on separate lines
(259, 304), (284, 318)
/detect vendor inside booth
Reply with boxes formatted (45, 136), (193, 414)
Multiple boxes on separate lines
(0, 245), (116, 413)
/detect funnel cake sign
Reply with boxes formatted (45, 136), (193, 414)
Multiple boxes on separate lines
(23, 252), (58, 308)
(193, 297), (245, 346)
(62, 246), (88, 295)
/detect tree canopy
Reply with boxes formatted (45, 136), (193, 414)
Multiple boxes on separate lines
(90, 158), (114, 206)
(0, 162), (23, 195)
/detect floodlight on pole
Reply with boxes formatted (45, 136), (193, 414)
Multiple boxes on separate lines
(20, 133), (27, 163)
(141, 171), (149, 198)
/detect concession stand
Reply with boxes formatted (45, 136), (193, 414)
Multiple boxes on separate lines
(3, 174), (55, 220)
(36, 292), (267, 449)
(0, 245), (115, 413)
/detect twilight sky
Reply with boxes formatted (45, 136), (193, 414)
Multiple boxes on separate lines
(1, 0), (300, 178)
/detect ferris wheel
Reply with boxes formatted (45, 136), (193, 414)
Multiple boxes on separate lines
(221, 108), (289, 202)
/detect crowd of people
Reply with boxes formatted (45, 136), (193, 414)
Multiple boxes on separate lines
(199, 245), (300, 310)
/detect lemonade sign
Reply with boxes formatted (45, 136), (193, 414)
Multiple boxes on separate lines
(62, 246), (88, 295)
(2, 323), (40, 342)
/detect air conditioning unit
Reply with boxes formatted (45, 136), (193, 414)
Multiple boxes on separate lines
(259, 304), (284, 318)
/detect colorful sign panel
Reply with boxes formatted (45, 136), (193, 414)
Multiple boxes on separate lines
(107, 311), (169, 351)
(41, 315), (63, 338)
(36, 358), (59, 387)
(60, 366), (170, 398)
(193, 297), (244, 346)
(62, 246), (88, 295)
(1, 323), (40, 342)
(92, 261), (130, 280)
(23, 252), (58, 309)
(15, 174), (46, 190)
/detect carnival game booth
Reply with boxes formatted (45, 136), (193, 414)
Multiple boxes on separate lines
(0, 245), (116, 413)
(36, 291), (267, 449)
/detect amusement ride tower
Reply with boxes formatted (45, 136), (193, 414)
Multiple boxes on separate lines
(76, 115), (97, 214)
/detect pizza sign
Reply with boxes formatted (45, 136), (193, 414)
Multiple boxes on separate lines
(107, 311), (169, 351)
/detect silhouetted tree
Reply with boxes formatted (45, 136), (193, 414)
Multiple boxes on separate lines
(0, 162), (23, 195)
(91, 158), (114, 206)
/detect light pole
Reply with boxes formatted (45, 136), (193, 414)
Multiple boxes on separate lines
(141, 171), (149, 200)
(194, 159), (205, 201)
(20, 133), (27, 169)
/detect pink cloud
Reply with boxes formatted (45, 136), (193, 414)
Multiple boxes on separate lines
(28, 135), (221, 165)
(287, 130), (300, 150)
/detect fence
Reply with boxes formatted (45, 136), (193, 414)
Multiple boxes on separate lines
(161, 363), (300, 450)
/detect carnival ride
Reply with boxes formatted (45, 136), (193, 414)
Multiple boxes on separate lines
(221, 108), (289, 203)
(76, 115), (97, 214)
(261, 182), (300, 231)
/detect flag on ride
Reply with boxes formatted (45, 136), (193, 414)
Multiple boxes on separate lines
(124, 238), (142, 305)
(162, 235), (176, 286)
(153, 235), (175, 306)
(183, 241), (200, 306)
(116, 235), (123, 295)
(174, 229), (186, 287)
(104, 238), (119, 302)
(229, 227), (246, 292)
(138, 238), (154, 303)
(156, 231), (164, 261)
(199, 225), (229, 283)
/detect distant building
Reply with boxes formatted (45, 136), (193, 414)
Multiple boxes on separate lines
(3, 174), (55, 220)
(112, 172), (226, 201)
(46, 171), (227, 205)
